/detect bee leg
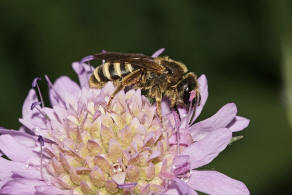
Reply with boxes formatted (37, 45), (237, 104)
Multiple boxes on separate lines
(156, 98), (162, 123)
(106, 69), (142, 109)
(106, 84), (124, 108)
(170, 96), (177, 108)
(152, 87), (163, 123)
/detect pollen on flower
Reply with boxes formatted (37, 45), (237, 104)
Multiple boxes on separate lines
(42, 83), (180, 194)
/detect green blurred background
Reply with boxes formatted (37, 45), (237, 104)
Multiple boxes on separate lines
(0, 0), (292, 194)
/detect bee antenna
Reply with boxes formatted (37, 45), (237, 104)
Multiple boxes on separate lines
(32, 77), (45, 108)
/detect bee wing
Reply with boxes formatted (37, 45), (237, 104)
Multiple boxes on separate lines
(93, 52), (165, 73)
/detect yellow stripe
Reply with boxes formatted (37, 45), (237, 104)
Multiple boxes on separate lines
(114, 62), (122, 77)
(125, 63), (133, 72)
(94, 67), (101, 82)
(103, 62), (111, 80)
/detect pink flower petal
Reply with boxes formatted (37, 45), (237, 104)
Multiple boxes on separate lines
(0, 178), (45, 194)
(178, 107), (188, 120)
(0, 158), (27, 179)
(0, 134), (38, 163)
(190, 103), (237, 141)
(112, 172), (126, 185)
(22, 89), (38, 118)
(0, 128), (37, 148)
(173, 155), (190, 167)
(35, 185), (68, 195)
(161, 100), (171, 116)
(163, 188), (180, 195)
(169, 130), (193, 147)
(11, 169), (42, 180)
(101, 82), (115, 97)
(72, 62), (93, 88)
(118, 182), (137, 189)
(0, 177), (11, 189)
(20, 89), (48, 130)
(183, 128), (232, 169)
(227, 116), (250, 132)
(41, 107), (65, 131)
(174, 178), (198, 195)
(192, 74), (208, 122)
(48, 76), (80, 107)
(162, 182), (180, 195)
(163, 180), (198, 195)
(187, 170), (250, 195)
(152, 48), (165, 57)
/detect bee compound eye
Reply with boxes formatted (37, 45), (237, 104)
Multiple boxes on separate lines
(183, 87), (191, 105)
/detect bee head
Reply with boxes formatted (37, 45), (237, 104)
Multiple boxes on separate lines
(177, 73), (198, 108)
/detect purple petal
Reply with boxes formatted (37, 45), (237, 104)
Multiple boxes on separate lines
(80, 55), (95, 64)
(190, 103), (237, 141)
(187, 170), (249, 195)
(173, 111), (181, 130)
(169, 130), (193, 147)
(31, 101), (41, 111)
(227, 116), (250, 132)
(178, 107), (188, 120)
(192, 75), (208, 122)
(18, 118), (46, 134)
(32, 77), (41, 88)
(173, 162), (190, 176)
(161, 100), (171, 116)
(152, 48), (165, 57)
(72, 62), (94, 88)
(0, 178), (45, 194)
(22, 89), (38, 118)
(11, 169), (42, 180)
(47, 76), (80, 108)
(101, 82), (115, 96)
(118, 182), (137, 189)
(173, 155), (190, 168)
(163, 189), (180, 195)
(0, 177), (11, 189)
(174, 178), (198, 195)
(0, 129), (37, 148)
(0, 134), (38, 163)
(0, 158), (27, 179)
(21, 89), (48, 130)
(163, 181), (180, 195)
(35, 185), (67, 195)
(183, 128), (232, 169)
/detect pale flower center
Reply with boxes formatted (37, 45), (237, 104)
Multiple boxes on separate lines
(43, 89), (178, 194)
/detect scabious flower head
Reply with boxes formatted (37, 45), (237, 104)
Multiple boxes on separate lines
(0, 50), (250, 195)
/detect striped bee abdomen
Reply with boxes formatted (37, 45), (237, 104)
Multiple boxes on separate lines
(93, 62), (138, 82)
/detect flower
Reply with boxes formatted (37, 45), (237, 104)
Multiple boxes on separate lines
(0, 51), (250, 195)
(161, 74), (250, 195)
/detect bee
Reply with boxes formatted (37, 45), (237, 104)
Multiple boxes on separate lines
(87, 52), (200, 121)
